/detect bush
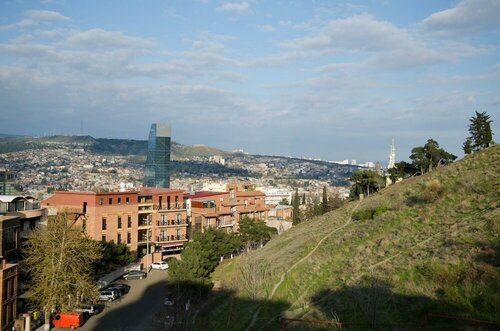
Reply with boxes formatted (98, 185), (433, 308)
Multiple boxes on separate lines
(422, 179), (444, 202)
(352, 205), (389, 221)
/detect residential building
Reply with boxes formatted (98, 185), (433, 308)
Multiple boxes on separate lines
(185, 184), (269, 234)
(0, 195), (47, 238)
(41, 187), (188, 261)
(259, 187), (292, 206)
(0, 215), (20, 331)
(144, 123), (171, 188)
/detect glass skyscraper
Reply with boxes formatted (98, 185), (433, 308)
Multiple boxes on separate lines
(144, 123), (171, 188)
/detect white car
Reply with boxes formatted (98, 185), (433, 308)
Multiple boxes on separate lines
(151, 261), (169, 270)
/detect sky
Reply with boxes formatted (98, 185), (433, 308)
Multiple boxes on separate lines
(0, 0), (499, 163)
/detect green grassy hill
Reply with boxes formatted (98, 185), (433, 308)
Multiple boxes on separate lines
(192, 146), (499, 330)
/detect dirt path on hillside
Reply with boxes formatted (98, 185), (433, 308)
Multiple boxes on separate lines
(245, 203), (359, 331)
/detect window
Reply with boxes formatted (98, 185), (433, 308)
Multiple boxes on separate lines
(127, 232), (131, 244)
(117, 233), (121, 243)
(102, 234), (106, 242)
(159, 196), (163, 209)
(175, 196), (179, 208)
(127, 215), (132, 227)
(118, 216), (122, 229)
(176, 213), (181, 223)
(102, 217), (107, 230)
(126, 197), (130, 204)
(118, 197), (121, 204)
(109, 198), (112, 205)
(99, 198), (103, 205)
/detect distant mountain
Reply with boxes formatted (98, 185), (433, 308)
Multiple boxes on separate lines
(0, 134), (229, 160)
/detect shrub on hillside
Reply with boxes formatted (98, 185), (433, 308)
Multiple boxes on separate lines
(352, 204), (389, 221)
(422, 179), (444, 203)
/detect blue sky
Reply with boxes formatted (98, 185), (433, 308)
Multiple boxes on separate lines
(0, 0), (499, 163)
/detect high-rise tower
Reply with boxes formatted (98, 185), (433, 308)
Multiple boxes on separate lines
(144, 123), (171, 188)
(388, 139), (396, 169)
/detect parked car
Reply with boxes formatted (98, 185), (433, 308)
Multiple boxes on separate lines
(75, 304), (102, 316)
(164, 296), (174, 306)
(122, 270), (147, 280)
(98, 290), (118, 302)
(52, 312), (84, 329)
(151, 261), (169, 270)
(107, 283), (130, 294)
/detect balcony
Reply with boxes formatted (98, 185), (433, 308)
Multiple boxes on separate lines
(138, 220), (152, 227)
(219, 221), (235, 228)
(157, 219), (188, 227)
(156, 234), (188, 243)
(155, 202), (187, 211)
(138, 205), (153, 212)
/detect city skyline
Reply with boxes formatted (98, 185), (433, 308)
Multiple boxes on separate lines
(0, 0), (499, 162)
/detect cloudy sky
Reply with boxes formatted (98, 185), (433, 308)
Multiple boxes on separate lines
(0, 0), (499, 163)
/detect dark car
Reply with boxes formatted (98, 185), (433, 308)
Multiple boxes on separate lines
(106, 283), (130, 296)
(122, 270), (147, 280)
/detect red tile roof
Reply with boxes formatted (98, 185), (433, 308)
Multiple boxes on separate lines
(183, 191), (228, 199)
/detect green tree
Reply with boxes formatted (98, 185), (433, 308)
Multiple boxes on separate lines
(410, 139), (456, 174)
(169, 228), (241, 284)
(350, 170), (386, 198)
(292, 188), (301, 225)
(468, 111), (493, 150)
(238, 216), (277, 251)
(322, 186), (328, 213)
(22, 213), (102, 329)
(387, 161), (419, 183)
(93, 241), (134, 276)
(462, 137), (473, 155)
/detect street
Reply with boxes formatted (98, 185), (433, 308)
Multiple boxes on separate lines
(68, 269), (168, 331)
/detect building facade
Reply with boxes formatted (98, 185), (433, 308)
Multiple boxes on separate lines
(185, 184), (269, 234)
(42, 188), (188, 261)
(144, 123), (171, 188)
(0, 170), (18, 196)
(0, 215), (20, 331)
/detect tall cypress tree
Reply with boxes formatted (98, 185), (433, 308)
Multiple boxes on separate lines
(322, 186), (328, 213)
(292, 188), (300, 225)
(468, 111), (493, 151)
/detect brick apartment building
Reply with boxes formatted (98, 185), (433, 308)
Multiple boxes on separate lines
(42, 187), (188, 261)
(185, 183), (269, 234)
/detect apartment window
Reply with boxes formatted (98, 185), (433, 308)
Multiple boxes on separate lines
(109, 198), (112, 205)
(99, 198), (103, 205)
(118, 197), (121, 204)
(167, 196), (171, 209)
(159, 196), (163, 209)
(127, 215), (132, 227)
(118, 216), (122, 229)
(126, 197), (130, 204)
(102, 234), (106, 242)
(102, 217), (107, 230)
(117, 233), (121, 244)
(175, 196), (179, 208)
(127, 232), (131, 244)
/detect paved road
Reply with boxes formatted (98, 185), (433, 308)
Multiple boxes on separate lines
(76, 269), (168, 331)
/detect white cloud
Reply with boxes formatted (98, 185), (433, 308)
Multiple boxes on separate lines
(67, 29), (156, 49)
(0, 10), (69, 31)
(258, 25), (276, 32)
(217, 2), (250, 14)
(25, 9), (70, 21)
(422, 0), (500, 34)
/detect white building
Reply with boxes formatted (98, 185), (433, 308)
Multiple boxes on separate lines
(259, 187), (292, 206)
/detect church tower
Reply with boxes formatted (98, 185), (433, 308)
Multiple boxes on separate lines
(388, 139), (396, 169)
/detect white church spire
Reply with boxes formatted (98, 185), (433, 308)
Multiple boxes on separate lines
(388, 139), (396, 169)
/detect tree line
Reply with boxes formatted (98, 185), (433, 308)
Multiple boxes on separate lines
(350, 111), (494, 198)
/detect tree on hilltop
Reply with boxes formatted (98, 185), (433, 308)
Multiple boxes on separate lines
(410, 139), (456, 174)
(462, 137), (473, 155)
(468, 111), (493, 151)
(349, 170), (385, 198)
